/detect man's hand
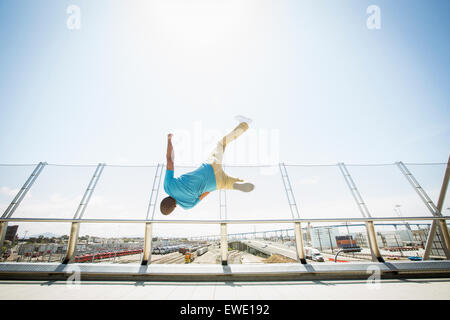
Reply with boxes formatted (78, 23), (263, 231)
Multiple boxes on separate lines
(168, 133), (173, 140)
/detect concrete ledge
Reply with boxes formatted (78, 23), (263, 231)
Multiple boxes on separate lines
(0, 261), (449, 281)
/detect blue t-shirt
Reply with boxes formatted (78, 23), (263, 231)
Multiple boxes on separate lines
(163, 163), (217, 209)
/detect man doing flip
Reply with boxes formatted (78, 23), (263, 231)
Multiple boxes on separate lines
(160, 116), (255, 215)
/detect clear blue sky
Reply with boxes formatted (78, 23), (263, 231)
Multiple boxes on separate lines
(0, 0), (449, 165)
(0, 0), (449, 237)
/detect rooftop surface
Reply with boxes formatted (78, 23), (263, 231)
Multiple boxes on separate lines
(1, 278), (449, 300)
(1, 260), (449, 299)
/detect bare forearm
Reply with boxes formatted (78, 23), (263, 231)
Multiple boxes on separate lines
(166, 134), (174, 170)
(166, 138), (173, 161)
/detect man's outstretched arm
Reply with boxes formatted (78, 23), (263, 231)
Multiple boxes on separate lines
(166, 133), (174, 171)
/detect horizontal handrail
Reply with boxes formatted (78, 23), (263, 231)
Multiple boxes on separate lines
(0, 162), (447, 167)
(1, 216), (449, 224)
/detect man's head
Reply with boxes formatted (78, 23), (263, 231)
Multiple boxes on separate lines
(160, 196), (176, 215)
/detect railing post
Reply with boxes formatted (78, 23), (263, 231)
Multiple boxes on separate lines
(141, 222), (153, 265)
(73, 163), (105, 220)
(423, 222), (438, 260)
(365, 221), (384, 262)
(62, 163), (105, 264)
(0, 222), (8, 252)
(220, 223), (228, 265)
(434, 157), (450, 257)
(438, 220), (450, 254)
(141, 163), (163, 265)
(279, 163), (300, 219)
(338, 163), (385, 262)
(2, 162), (46, 219)
(294, 222), (307, 264)
(1, 162), (46, 249)
(422, 155), (450, 260)
(63, 222), (80, 264)
(148, 163), (164, 220)
(219, 190), (227, 220)
(397, 160), (450, 259)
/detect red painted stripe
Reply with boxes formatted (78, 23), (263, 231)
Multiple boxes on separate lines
(328, 258), (348, 263)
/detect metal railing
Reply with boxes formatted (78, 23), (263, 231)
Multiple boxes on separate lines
(1, 158), (449, 266)
(1, 216), (449, 265)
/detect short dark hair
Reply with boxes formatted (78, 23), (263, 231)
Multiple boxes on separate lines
(160, 196), (176, 215)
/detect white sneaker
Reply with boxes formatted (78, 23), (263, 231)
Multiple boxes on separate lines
(235, 115), (253, 125)
(233, 182), (255, 192)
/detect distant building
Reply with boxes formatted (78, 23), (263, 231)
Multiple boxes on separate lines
(352, 232), (369, 248)
(5, 225), (18, 242)
(396, 229), (414, 243)
(349, 230), (415, 249)
(18, 243), (65, 255)
(335, 235), (358, 249)
(412, 229), (428, 245)
(90, 237), (102, 243)
(377, 231), (403, 248)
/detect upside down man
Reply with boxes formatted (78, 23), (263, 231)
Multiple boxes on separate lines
(160, 116), (255, 215)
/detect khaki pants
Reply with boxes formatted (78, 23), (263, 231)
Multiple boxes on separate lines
(206, 122), (249, 190)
